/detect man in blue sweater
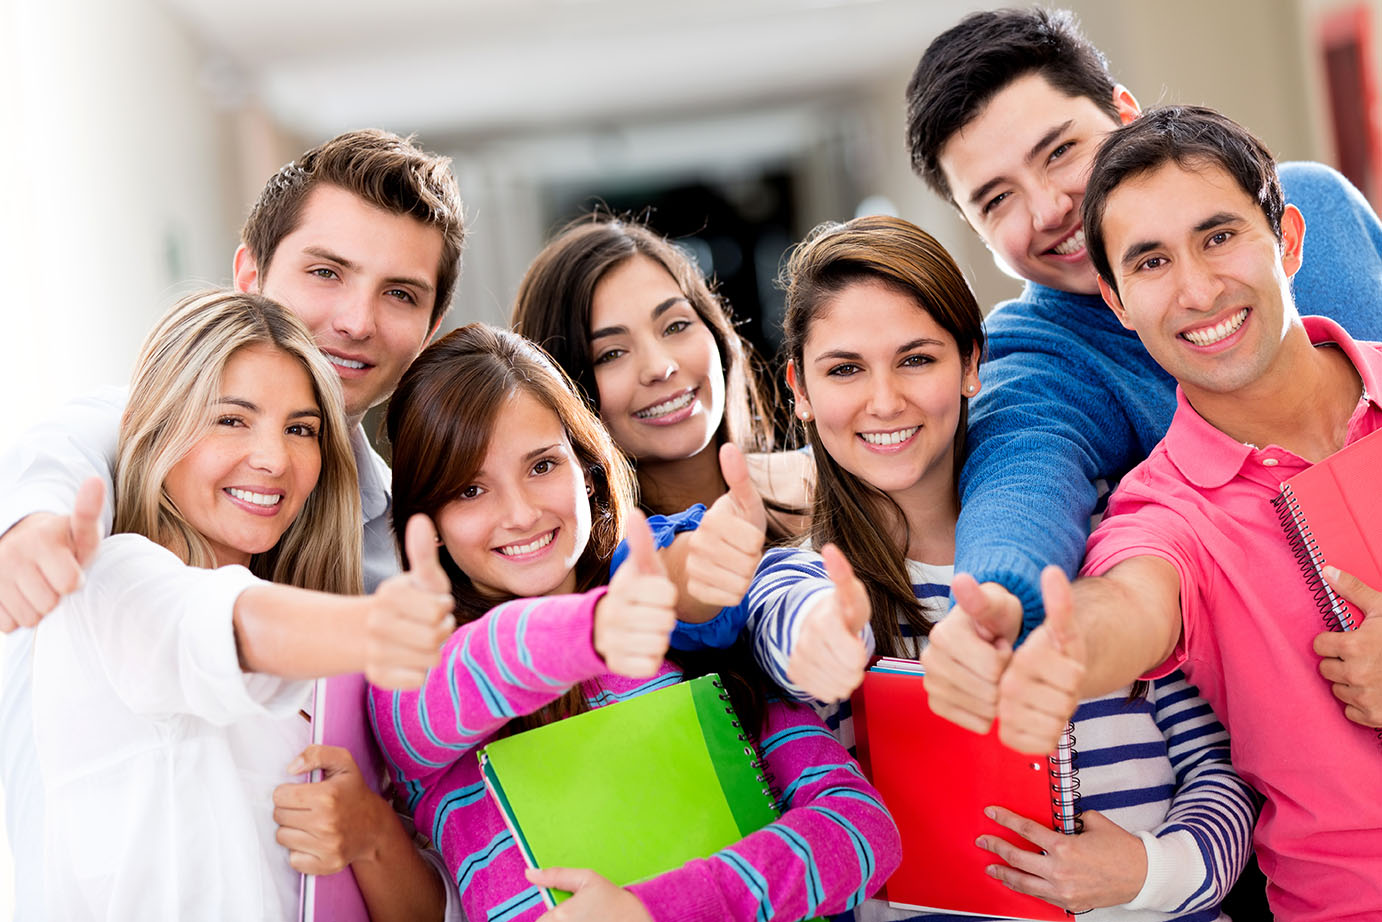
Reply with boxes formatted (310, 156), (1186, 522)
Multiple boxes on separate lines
(905, 8), (1382, 634)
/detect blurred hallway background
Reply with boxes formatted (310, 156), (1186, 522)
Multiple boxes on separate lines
(2, 0), (1379, 913)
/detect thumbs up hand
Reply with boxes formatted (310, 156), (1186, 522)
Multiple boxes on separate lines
(596, 510), (677, 678)
(785, 544), (872, 702)
(997, 566), (1087, 754)
(0, 476), (107, 632)
(921, 572), (1021, 735)
(683, 443), (769, 610)
(362, 514), (456, 690)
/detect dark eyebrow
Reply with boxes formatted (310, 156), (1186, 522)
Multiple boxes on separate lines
(1119, 240), (1163, 269)
(812, 339), (944, 363)
(302, 246), (434, 294)
(590, 296), (690, 340)
(966, 120), (1075, 209)
(896, 337), (945, 353)
(1193, 212), (1241, 234)
(524, 443), (561, 461)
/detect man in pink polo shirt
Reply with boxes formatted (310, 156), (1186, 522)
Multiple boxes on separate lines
(920, 106), (1382, 921)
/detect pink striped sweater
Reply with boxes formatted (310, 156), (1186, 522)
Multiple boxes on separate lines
(368, 587), (900, 922)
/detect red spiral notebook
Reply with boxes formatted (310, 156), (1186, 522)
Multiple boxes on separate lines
(851, 658), (1077, 920)
(1272, 426), (1382, 633)
(297, 673), (387, 922)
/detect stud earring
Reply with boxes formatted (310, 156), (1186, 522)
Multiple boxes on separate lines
(797, 408), (813, 422)
(965, 384), (976, 394)
(586, 482), (594, 496)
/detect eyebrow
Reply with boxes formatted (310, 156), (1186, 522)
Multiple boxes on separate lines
(588, 296), (690, 340)
(967, 120), (1075, 209)
(302, 246), (435, 294)
(216, 397), (321, 419)
(812, 338), (946, 362)
(524, 443), (562, 461)
(1118, 212), (1245, 269)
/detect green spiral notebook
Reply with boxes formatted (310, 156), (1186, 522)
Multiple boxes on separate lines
(478, 674), (779, 907)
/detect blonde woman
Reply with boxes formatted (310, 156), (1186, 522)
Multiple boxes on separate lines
(29, 290), (454, 921)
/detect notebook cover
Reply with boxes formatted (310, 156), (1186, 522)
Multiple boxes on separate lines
(1280, 426), (1382, 597)
(851, 661), (1071, 921)
(298, 673), (386, 922)
(479, 674), (777, 907)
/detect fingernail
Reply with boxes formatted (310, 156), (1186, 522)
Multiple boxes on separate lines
(984, 807), (997, 820)
(1324, 566), (1341, 581)
(985, 865), (999, 878)
(288, 758), (306, 774)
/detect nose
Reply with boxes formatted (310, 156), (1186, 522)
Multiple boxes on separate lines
(866, 372), (906, 419)
(1030, 178), (1074, 233)
(332, 288), (376, 341)
(1174, 252), (1227, 311)
(247, 430), (289, 476)
(501, 483), (542, 532)
(637, 341), (677, 386)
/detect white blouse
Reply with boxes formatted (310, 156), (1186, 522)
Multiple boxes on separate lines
(32, 533), (311, 921)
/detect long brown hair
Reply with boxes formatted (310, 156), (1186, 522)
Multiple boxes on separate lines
(114, 289), (362, 595)
(510, 213), (777, 471)
(781, 215), (985, 656)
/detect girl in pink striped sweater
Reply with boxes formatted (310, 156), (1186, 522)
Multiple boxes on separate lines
(369, 323), (899, 922)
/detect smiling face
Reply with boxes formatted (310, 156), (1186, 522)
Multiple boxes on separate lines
(940, 72), (1134, 296)
(163, 344), (324, 569)
(588, 254), (726, 463)
(1096, 159), (1303, 401)
(236, 184), (444, 422)
(790, 279), (979, 508)
(432, 389), (591, 601)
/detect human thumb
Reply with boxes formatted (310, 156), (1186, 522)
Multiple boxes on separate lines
(1039, 565), (1080, 655)
(70, 476), (106, 566)
(822, 543), (869, 635)
(719, 442), (766, 529)
(525, 865), (599, 893)
(286, 743), (354, 778)
(624, 508), (664, 577)
(404, 514), (451, 595)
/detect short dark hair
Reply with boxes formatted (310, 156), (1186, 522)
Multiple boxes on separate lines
(1083, 105), (1284, 291)
(905, 7), (1118, 202)
(242, 129), (466, 328)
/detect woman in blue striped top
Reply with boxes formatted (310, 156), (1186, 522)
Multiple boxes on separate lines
(673, 215), (1258, 922)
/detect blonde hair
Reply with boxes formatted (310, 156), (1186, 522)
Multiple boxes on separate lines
(113, 289), (363, 594)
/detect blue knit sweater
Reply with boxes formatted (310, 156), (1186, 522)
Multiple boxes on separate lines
(956, 161), (1382, 635)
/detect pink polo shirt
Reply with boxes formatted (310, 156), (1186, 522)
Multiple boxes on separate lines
(1083, 317), (1382, 922)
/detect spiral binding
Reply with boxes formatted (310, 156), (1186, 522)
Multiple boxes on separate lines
(713, 677), (779, 808)
(1049, 721), (1083, 834)
(1272, 488), (1357, 632)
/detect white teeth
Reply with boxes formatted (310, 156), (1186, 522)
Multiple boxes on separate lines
(1052, 228), (1086, 256)
(228, 488), (282, 507)
(635, 391), (694, 419)
(498, 531), (555, 556)
(860, 427), (919, 446)
(1182, 309), (1249, 346)
(326, 354), (366, 370)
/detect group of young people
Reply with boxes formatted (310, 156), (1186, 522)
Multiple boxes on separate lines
(1, 7), (1380, 922)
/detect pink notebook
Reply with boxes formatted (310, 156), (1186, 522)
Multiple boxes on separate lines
(1272, 426), (1382, 632)
(297, 673), (387, 922)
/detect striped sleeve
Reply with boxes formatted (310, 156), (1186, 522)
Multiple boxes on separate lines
(743, 547), (876, 703)
(625, 698), (901, 922)
(1127, 673), (1258, 914)
(368, 589), (608, 787)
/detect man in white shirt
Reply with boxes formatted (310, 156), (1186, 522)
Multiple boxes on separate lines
(0, 128), (467, 919)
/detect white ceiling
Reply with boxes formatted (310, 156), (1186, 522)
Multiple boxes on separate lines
(158, 0), (987, 141)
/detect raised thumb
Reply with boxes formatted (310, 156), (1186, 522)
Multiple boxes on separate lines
(404, 514), (451, 594)
(1039, 565), (1078, 653)
(624, 508), (664, 576)
(822, 544), (869, 634)
(70, 476), (106, 566)
(719, 442), (766, 527)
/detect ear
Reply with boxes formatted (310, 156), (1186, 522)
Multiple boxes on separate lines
(233, 244), (260, 294)
(962, 344), (982, 398)
(1280, 204), (1305, 278)
(1113, 84), (1141, 125)
(785, 360), (813, 420)
(1097, 275), (1134, 330)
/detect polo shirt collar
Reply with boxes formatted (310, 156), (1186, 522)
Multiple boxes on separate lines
(1165, 315), (1382, 489)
